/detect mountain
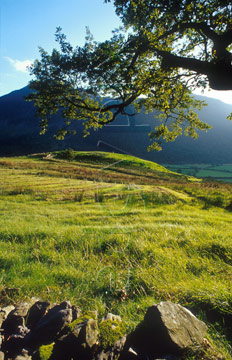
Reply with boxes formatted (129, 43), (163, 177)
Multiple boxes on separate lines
(1, 86), (232, 164)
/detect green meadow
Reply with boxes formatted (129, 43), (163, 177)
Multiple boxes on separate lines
(165, 163), (232, 183)
(0, 151), (232, 358)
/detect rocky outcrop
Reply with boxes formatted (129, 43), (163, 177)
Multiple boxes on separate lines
(0, 300), (208, 359)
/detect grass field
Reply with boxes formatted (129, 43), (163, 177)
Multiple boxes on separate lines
(165, 163), (232, 182)
(0, 151), (232, 358)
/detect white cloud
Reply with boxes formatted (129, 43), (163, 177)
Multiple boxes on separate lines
(5, 57), (33, 73)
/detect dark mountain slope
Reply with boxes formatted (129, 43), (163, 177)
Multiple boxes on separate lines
(0, 86), (232, 163)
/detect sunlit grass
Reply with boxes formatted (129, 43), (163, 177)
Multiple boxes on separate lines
(0, 152), (232, 358)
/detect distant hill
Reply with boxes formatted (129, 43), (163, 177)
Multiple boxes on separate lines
(0, 86), (232, 164)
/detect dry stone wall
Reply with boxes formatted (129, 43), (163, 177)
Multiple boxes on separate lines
(0, 300), (208, 359)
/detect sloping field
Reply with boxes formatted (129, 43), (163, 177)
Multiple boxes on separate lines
(0, 151), (232, 358)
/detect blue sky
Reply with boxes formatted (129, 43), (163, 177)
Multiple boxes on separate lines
(1, 0), (232, 104)
(0, 0), (121, 96)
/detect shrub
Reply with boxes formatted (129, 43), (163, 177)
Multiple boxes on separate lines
(60, 148), (76, 161)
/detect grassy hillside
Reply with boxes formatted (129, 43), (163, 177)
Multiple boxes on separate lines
(0, 151), (232, 358)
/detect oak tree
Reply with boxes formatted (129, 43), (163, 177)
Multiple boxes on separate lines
(28, 0), (232, 150)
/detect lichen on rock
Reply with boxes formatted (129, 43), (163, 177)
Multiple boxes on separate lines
(68, 310), (97, 332)
(99, 318), (126, 350)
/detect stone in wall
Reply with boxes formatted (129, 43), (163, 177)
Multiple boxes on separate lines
(121, 301), (207, 358)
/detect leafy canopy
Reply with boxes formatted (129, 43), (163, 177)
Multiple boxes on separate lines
(28, 0), (232, 150)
